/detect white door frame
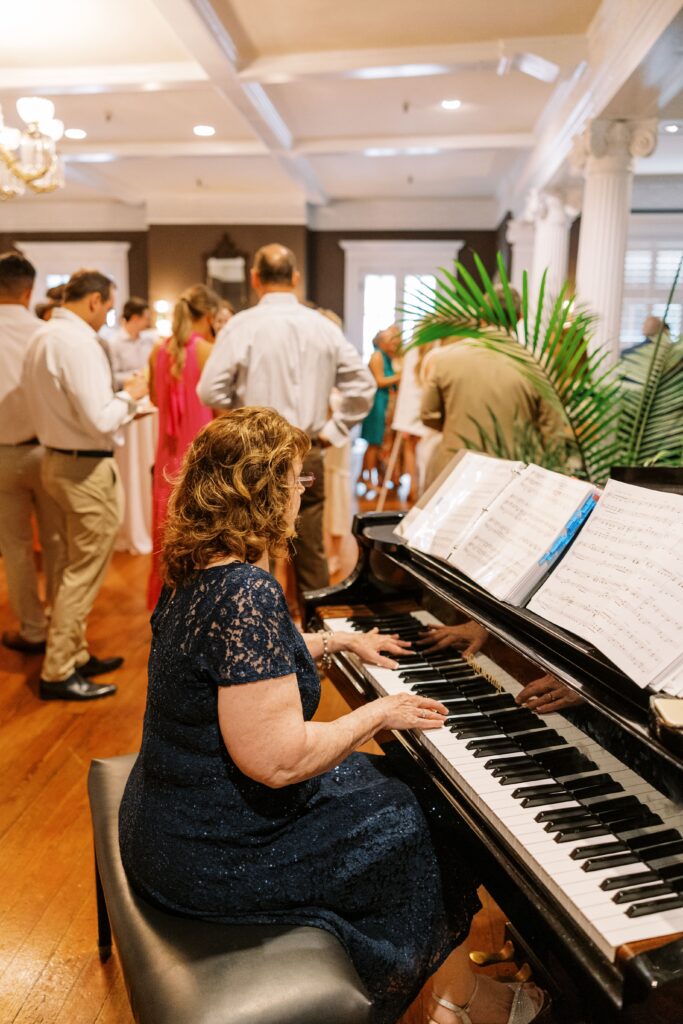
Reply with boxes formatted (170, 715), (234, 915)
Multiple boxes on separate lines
(19, 240), (131, 319)
(339, 239), (464, 352)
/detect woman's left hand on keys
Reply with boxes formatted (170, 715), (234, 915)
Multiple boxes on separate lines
(340, 628), (411, 669)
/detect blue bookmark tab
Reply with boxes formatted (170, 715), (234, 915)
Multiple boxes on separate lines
(539, 492), (599, 565)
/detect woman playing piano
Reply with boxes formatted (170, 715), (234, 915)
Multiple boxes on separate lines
(119, 408), (547, 1024)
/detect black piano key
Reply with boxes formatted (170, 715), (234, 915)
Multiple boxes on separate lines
(626, 893), (683, 917)
(472, 694), (517, 710)
(601, 869), (659, 891)
(453, 725), (502, 739)
(582, 796), (641, 816)
(607, 810), (662, 832)
(571, 840), (628, 860)
(628, 829), (680, 849)
(514, 782), (565, 799)
(613, 881), (681, 905)
(545, 815), (596, 833)
(535, 750), (598, 774)
(400, 666), (479, 680)
(538, 807), (593, 824)
(583, 851), (641, 872)
(565, 775), (623, 798)
(521, 793), (571, 807)
(555, 823), (611, 843)
(498, 770), (550, 785)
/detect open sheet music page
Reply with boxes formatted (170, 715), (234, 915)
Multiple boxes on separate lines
(407, 453), (524, 560)
(395, 452), (467, 542)
(448, 466), (596, 602)
(528, 480), (683, 689)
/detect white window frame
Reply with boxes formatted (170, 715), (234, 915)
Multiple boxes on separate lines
(621, 213), (683, 348)
(340, 240), (464, 353)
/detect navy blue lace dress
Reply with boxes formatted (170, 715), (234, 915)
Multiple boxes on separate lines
(119, 563), (480, 1024)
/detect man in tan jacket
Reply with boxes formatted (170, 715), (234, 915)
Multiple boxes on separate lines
(420, 290), (565, 488)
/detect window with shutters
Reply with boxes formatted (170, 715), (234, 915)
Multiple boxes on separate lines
(620, 219), (683, 349)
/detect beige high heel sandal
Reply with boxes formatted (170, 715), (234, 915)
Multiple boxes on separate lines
(428, 975), (550, 1024)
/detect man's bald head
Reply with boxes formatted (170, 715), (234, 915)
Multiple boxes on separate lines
(252, 244), (298, 293)
(642, 315), (666, 339)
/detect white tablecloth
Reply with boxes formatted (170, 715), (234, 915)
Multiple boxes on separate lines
(115, 410), (158, 555)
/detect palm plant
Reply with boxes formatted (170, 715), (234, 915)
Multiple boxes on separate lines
(404, 251), (683, 485)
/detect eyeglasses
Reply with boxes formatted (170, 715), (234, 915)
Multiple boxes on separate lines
(297, 474), (315, 489)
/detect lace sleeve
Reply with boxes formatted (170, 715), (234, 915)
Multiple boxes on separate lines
(202, 570), (298, 686)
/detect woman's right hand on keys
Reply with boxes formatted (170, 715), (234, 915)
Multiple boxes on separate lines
(378, 693), (448, 732)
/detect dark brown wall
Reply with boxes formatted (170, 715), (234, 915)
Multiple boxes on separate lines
(0, 231), (148, 297)
(147, 224), (308, 308)
(495, 212), (512, 279)
(306, 228), (499, 318)
(567, 216), (581, 291)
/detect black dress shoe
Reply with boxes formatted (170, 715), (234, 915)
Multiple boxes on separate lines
(39, 670), (117, 702)
(78, 654), (124, 677)
(2, 630), (46, 655)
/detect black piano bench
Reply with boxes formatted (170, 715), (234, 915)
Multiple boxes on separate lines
(87, 755), (372, 1024)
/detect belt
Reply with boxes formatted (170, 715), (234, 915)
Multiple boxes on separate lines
(46, 447), (114, 458)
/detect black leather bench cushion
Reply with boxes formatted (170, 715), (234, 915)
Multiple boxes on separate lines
(88, 754), (372, 1024)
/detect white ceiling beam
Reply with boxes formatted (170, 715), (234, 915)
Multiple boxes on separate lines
(58, 131), (532, 162)
(237, 36), (587, 84)
(149, 0), (328, 204)
(64, 162), (146, 208)
(298, 133), (534, 156)
(62, 140), (267, 160)
(502, 0), (683, 214)
(0, 62), (207, 95)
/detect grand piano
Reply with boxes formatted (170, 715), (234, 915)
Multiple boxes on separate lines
(304, 510), (683, 1024)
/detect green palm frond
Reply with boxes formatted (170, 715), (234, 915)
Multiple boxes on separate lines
(617, 257), (683, 468)
(458, 409), (576, 473)
(403, 251), (622, 483)
(618, 338), (683, 466)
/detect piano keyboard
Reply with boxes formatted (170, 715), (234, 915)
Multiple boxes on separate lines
(324, 610), (683, 961)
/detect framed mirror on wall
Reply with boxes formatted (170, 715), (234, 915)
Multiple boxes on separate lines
(204, 232), (249, 312)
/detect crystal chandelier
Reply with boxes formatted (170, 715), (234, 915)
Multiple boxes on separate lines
(0, 97), (65, 200)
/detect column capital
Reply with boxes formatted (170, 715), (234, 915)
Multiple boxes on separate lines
(571, 118), (658, 174)
(521, 188), (577, 226)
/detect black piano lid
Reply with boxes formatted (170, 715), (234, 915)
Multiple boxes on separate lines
(358, 514), (683, 796)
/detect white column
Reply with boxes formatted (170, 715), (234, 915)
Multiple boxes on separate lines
(505, 218), (534, 292)
(574, 118), (657, 362)
(526, 190), (575, 302)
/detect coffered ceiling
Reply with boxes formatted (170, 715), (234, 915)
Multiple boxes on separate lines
(0, 0), (681, 227)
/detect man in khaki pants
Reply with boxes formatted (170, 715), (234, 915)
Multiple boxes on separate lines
(0, 252), (62, 653)
(24, 269), (148, 701)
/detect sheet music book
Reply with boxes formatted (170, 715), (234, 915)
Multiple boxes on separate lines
(404, 452), (525, 559)
(446, 465), (599, 604)
(528, 480), (683, 695)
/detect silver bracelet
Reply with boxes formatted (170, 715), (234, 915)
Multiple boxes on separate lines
(321, 632), (332, 672)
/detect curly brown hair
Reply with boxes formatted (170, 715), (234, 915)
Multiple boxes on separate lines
(161, 408), (310, 588)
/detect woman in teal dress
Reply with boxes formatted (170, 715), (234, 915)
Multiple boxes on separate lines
(360, 325), (402, 487)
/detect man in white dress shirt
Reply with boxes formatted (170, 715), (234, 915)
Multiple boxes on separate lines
(104, 296), (156, 388)
(198, 243), (375, 596)
(24, 269), (148, 701)
(0, 252), (62, 655)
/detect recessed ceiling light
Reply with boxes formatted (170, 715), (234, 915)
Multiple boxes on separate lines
(664, 123), (679, 134)
(193, 124), (215, 137)
(441, 99), (461, 110)
(64, 128), (87, 140)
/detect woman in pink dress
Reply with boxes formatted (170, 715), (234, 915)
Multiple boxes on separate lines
(147, 284), (221, 608)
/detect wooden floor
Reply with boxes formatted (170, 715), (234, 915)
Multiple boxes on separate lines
(0, 540), (508, 1023)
